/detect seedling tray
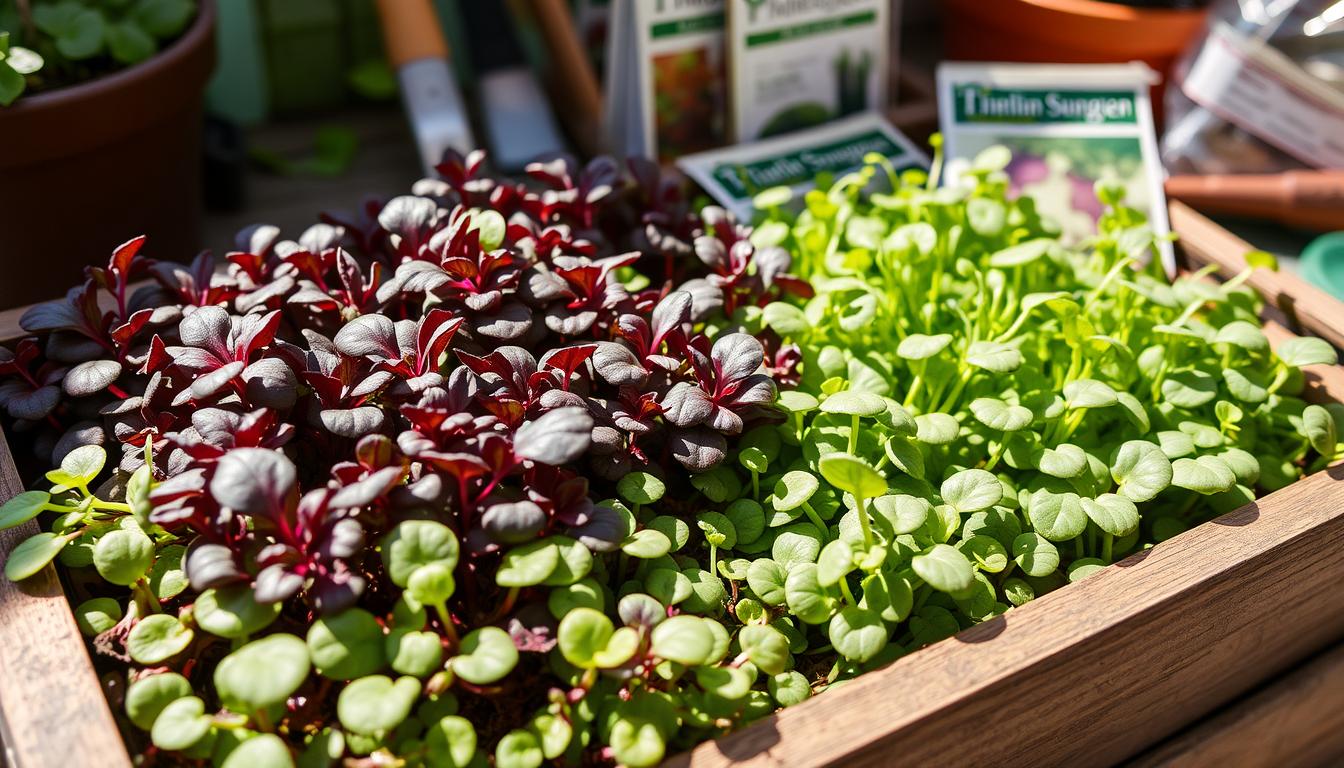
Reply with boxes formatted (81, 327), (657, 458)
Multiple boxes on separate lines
(0, 206), (1341, 768)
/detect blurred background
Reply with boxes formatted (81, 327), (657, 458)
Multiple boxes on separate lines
(2, 0), (1343, 308)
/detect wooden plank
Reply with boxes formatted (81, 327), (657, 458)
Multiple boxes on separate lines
(0, 429), (130, 768)
(671, 462), (1344, 768)
(1128, 643), (1344, 768)
(1171, 200), (1344, 351)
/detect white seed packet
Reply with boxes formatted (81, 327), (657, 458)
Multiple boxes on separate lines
(726, 0), (891, 143)
(604, 0), (729, 163)
(937, 62), (1174, 274)
(677, 112), (927, 221)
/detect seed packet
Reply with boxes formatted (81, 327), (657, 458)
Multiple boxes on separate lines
(726, 0), (892, 143)
(937, 62), (1174, 274)
(677, 112), (926, 220)
(604, 0), (728, 163)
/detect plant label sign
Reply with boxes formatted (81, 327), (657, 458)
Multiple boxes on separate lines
(937, 62), (1174, 274)
(677, 112), (926, 220)
(726, 0), (892, 143)
(604, 0), (729, 163)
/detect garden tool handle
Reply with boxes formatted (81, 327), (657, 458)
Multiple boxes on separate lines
(376, 0), (449, 69)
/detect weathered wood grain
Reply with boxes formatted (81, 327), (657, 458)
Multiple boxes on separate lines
(671, 462), (1344, 768)
(1172, 200), (1344, 351)
(0, 429), (130, 768)
(1127, 643), (1344, 768)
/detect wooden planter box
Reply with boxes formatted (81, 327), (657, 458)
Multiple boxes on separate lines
(0, 205), (1342, 768)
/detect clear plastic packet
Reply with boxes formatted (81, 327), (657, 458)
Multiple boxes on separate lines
(1162, 0), (1344, 174)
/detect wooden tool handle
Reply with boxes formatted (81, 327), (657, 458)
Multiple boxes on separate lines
(376, 0), (449, 68)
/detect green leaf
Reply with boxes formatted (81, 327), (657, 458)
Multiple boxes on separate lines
(1172, 455), (1236, 494)
(738, 624), (790, 674)
(1026, 485), (1087, 541)
(783, 564), (837, 624)
(815, 539), (854, 587)
(74, 596), (123, 637)
(106, 21), (155, 64)
(820, 391), (886, 416)
(609, 716), (665, 768)
(220, 733), (294, 768)
(1037, 443), (1088, 478)
(1161, 369), (1219, 408)
(911, 544), (974, 593)
(50, 7), (106, 59)
(966, 341), (1023, 372)
(1110, 440), (1173, 503)
(915, 413), (960, 444)
(769, 670), (812, 707)
(127, 614), (194, 664)
(132, 0), (194, 37)
(0, 60), (25, 106)
(407, 562), (456, 605)
(496, 539), (560, 586)
(988, 238), (1052, 268)
(195, 585), (282, 639)
(896, 333), (953, 360)
(696, 665), (753, 700)
(93, 528), (154, 586)
(62, 444), (106, 484)
(452, 626), (518, 684)
(1213, 320), (1269, 352)
(870, 494), (930, 535)
(307, 608), (387, 680)
(1064, 379), (1118, 409)
(827, 606), (888, 662)
(4, 532), (66, 581)
(1011, 532), (1060, 577)
(618, 471), (665, 505)
(958, 535), (1009, 572)
(818, 453), (887, 499)
(771, 523), (822, 570)
(425, 716), (477, 768)
(1304, 404), (1337, 456)
(150, 696), (212, 751)
(1223, 368), (1270, 403)
(940, 469), (1002, 513)
(1081, 493), (1140, 536)
(620, 529), (672, 559)
(125, 672), (192, 730)
(337, 675), (421, 736)
(539, 536), (594, 586)
(385, 629), (443, 678)
(650, 615), (716, 666)
(970, 398), (1033, 432)
(557, 607), (614, 669)
(496, 729), (544, 768)
(746, 558), (788, 605)
(1278, 337), (1338, 368)
(215, 634), (311, 711)
(0, 490), (49, 530)
(768, 470), (819, 512)
(383, 520), (459, 587)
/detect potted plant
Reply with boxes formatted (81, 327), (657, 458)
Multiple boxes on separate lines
(0, 0), (215, 309)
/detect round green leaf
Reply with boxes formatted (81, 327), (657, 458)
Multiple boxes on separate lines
(61, 444), (106, 484)
(768, 470), (819, 512)
(407, 562), (456, 605)
(1172, 455), (1236, 494)
(150, 695), (211, 751)
(425, 716), (477, 768)
(383, 520), (459, 587)
(546, 578), (605, 619)
(1036, 444), (1088, 479)
(966, 341), (1023, 373)
(1278, 337), (1338, 368)
(617, 471), (665, 505)
(496, 729), (543, 768)
(915, 413), (960, 444)
(771, 524), (822, 571)
(768, 670), (812, 707)
(220, 732), (293, 768)
(650, 615), (715, 666)
(148, 544), (189, 601)
(896, 333), (952, 361)
(540, 536), (594, 586)
(125, 672), (193, 730)
(1026, 485), (1087, 541)
(386, 629), (443, 678)
(74, 596), (123, 637)
(1012, 532), (1060, 577)
(818, 453), (887, 499)
(784, 564), (837, 624)
(128, 614), (194, 664)
(827, 606), (888, 662)
(307, 608), (387, 680)
(1111, 440), (1173, 502)
(815, 539), (854, 587)
(1064, 379), (1118, 409)
(621, 529), (672, 559)
(215, 634), (311, 711)
(1304, 404), (1337, 456)
(820, 391), (886, 417)
(738, 623), (790, 674)
(940, 469), (1002, 513)
(452, 626), (518, 684)
(497, 539), (560, 586)
(337, 675), (421, 736)
(93, 528), (155, 586)
(746, 558), (788, 605)
(195, 585), (282, 639)
(970, 398), (1033, 432)
(958, 535), (1009, 573)
(1081, 493), (1140, 537)
(557, 607), (614, 669)
(696, 665), (753, 700)
(911, 544), (974, 593)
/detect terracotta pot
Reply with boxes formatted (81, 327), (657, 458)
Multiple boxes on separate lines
(0, 1), (216, 309)
(943, 0), (1207, 92)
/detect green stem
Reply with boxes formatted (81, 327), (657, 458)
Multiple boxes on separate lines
(838, 577), (858, 606)
(853, 495), (875, 551)
(801, 501), (829, 543)
(434, 600), (460, 649)
(849, 414), (860, 455)
(1102, 533), (1114, 564)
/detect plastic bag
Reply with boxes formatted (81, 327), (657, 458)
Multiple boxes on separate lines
(1162, 0), (1344, 174)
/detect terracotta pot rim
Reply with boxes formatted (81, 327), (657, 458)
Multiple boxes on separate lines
(1023, 0), (1206, 21)
(4, 0), (215, 115)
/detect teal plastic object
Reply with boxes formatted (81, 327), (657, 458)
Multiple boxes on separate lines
(1301, 232), (1344, 302)
(205, 0), (270, 125)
